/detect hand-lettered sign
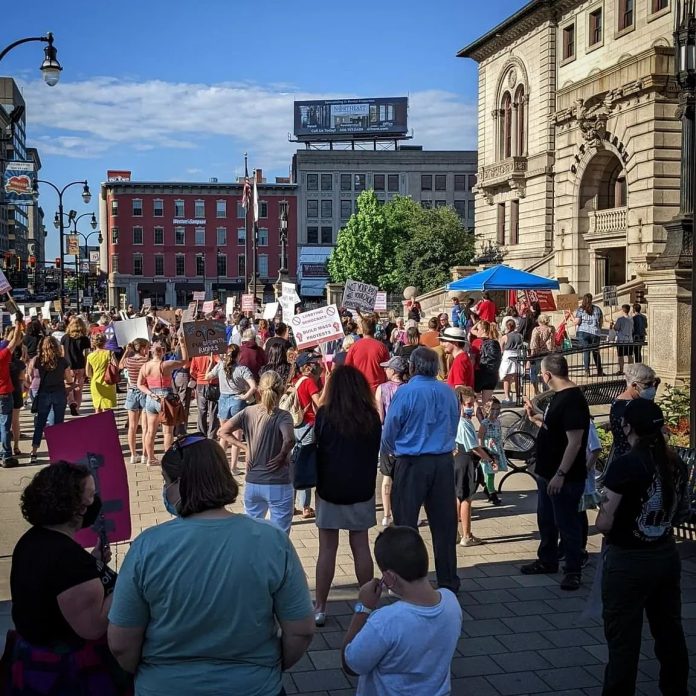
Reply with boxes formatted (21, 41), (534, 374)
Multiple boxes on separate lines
(182, 319), (228, 357)
(291, 304), (344, 350)
(342, 279), (378, 312)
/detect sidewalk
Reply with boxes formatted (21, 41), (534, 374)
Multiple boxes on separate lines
(0, 394), (695, 695)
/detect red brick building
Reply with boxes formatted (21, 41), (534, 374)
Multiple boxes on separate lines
(99, 170), (297, 308)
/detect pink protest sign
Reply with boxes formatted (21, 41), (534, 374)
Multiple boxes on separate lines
(46, 411), (131, 548)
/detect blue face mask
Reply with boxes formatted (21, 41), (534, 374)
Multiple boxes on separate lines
(463, 407), (475, 417)
(639, 386), (656, 401)
(162, 482), (181, 517)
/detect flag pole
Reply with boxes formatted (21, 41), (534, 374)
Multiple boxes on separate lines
(252, 168), (258, 310)
(243, 152), (249, 296)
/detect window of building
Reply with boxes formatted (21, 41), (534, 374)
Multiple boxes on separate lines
(110, 199), (118, 216)
(258, 228), (268, 246)
(388, 174), (400, 192)
(217, 253), (226, 277)
(515, 85), (527, 156)
(421, 200), (432, 209)
(132, 199), (143, 217)
(195, 227), (205, 245)
(196, 255), (205, 276)
(562, 22), (576, 61)
(238, 228), (246, 245)
(510, 200), (519, 245)
(154, 255), (164, 276)
(321, 200), (332, 218)
(374, 174), (385, 191)
(454, 200), (467, 219)
(588, 7), (603, 46)
(194, 200), (205, 219)
(238, 255), (246, 277)
(132, 227), (143, 245)
(175, 200), (185, 217)
(618, 0), (634, 31)
(340, 199), (352, 220)
(307, 200), (318, 218)
(470, 174), (477, 188)
(111, 254), (118, 273)
(307, 174), (319, 191)
(154, 227), (164, 245)
(340, 174), (352, 191)
(421, 174), (432, 191)
(650, 0), (668, 12)
(215, 227), (226, 246)
(615, 176), (627, 207)
(175, 255), (185, 276)
(111, 227), (119, 245)
(175, 226), (185, 245)
(434, 200), (447, 208)
(153, 199), (163, 217)
(497, 203), (506, 245)
(133, 254), (143, 275)
(435, 174), (447, 191)
(258, 254), (268, 277)
(320, 174), (332, 191)
(216, 199), (226, 218)
(502, 92), (513, 159)
(454, 175), (467, 191)
(237, 201), (245, 218)
(354, 174), (366, 192)
(307, 226), (319, 244)
(259, 201), (268, 218)
(321, 226), (332, 244)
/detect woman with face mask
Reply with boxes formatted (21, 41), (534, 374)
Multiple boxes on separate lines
(4, 462), (127, 695)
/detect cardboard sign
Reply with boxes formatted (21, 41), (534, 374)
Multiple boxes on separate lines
(158, 309), (177, 326)
(241, 294), (255, 312)
(225, 296), (236, 317)
(556, 294), (580, 312)
(602, 285), (618, 307)
(374, 291), (387, 312)
(291, 304), (344, 350)
(263, 302), (280, 320)
(0, 270), (11, 295)
(182, 301), (197, 323)
(53, 300), (62, 312)
(113, 317), (150, 347)
(46, 411), (131, 548)
(193, 291), (206, 302)
(182, 319), (228, 357)
(201, 300), (215, 314)
(342, 279), (378, 312)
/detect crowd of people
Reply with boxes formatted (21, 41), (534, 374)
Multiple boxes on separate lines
(0, 291), (690, 696)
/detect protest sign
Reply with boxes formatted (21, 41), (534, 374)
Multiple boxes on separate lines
(17, 305), (26, 319)
(225, 296), (236, 317)
(193, 291), (206, 302)
(342, 279), (378, 312)
(142, 297), (152, 309)
(158, 309), (177, 325)
(374, 291), (387, 312)
(53, 300), (61, 312)
(182, 301), (197, 323)
(282, 282), (300, 302)
(602, 285), (618, 307)
(556, 294), (580, 312)
(0, 270), (11, 295)
(182, 319), (228, 358)
(42, 301), (52, 317)
(241, 294), (255, 312)
(46, 411), (131, 548)
(263, 302), (280, 320)
(113, 317), (150, 347)
(28, 306), (37, 317)
(201, 300), (215, 314)
(278, 296), (294, 324)
(291, 304), (344, 350)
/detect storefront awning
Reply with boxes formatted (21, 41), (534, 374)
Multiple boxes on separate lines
(300, 278), (327, 297)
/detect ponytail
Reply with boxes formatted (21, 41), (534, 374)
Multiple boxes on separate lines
(258, 370), (283, 414)
(632, 433), (677, 514)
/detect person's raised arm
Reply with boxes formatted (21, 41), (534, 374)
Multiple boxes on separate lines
(118, 344), (134, 370)
(7, 326), (23, 354)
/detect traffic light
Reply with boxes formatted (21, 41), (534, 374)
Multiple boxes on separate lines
(28, 256), (36, 268)
(55, 257), (61, 269)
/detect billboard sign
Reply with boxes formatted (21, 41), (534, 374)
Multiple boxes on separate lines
(3, 161), (36, 203)
(294, 97), (408, 138)
(106, 170), (132, 182)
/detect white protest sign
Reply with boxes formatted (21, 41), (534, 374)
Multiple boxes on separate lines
(291, 304), (344, 350)
(18, 305), (26, 318)
(28, 306), (37, 317)
(342, 279), (378, 312)
(0, 270), (11, 295)
(263, 302), (280, 320)
(193, 291), (206, 302)
(225, 296), (236, 317)
(374, 291), (387, 312)
(241, 294), (255, 312)
(42, 301), (52, 317)
(201, 300), (215, 314)
(142, 297), (152, 309)
(282, 282), (300, 303)
(279, 296), (295, 324)
(113, 317), (150, 347)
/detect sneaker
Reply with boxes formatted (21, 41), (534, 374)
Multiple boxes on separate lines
(314, 611), (326, 627)
(489, 492), (502, 506)
(29, 454), (38, 465)
(520, 560), (558, 575)
(381, 515), (392, 527)
(1, 456), (19, 468)
(69, 403), (78, 417)
(460, 535), (485, 547)
(140, 455), (147, 466)
(560, 572), (582, 591)
(129, 455), (137, 465)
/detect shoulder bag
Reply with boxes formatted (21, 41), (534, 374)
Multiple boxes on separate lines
(291, 419), (318, 490)
(157, 363), (186, 426)
(103, 352), (121, 386)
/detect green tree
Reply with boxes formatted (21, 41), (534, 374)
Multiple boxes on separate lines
(327, 190), (399, 290)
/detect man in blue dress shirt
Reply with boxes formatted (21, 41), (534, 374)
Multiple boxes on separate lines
(381, 347), (461, 592)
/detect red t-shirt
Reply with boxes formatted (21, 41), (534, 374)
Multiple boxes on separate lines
(296, 376), (320, 426)
(477, 299), (497, 323)
(345, 336), (390, 391)
(447, 351), (474, 389)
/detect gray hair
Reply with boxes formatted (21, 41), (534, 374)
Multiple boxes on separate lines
(409, 347), (439, 378)
(624, 363), (656, 385)
(540, 353), (569, 378)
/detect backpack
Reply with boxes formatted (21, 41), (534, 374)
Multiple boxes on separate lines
(479, 339), (502, 370)
(279, 376), (310, 427)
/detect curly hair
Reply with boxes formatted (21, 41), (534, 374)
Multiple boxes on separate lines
(66, 317), (87, 339)
(21, 462), (91, 527)
(37, 336), (61, 371)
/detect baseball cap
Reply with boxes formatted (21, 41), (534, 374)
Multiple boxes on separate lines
(623, 399), (665, 436)
(296, 352), (321, 368)
(380, 356), (408, 373)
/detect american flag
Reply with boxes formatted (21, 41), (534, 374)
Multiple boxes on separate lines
(241, 164), (251, 210)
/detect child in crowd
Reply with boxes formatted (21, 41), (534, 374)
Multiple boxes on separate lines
(477, 397), (508, 506)
(454, 387), (495, 546)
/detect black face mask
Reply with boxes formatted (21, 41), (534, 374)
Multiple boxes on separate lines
(80, 495), (102, 529)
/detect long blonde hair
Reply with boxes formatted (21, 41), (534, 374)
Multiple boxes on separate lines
(66, 317), (87, 339)
(258, 370), (283, 414)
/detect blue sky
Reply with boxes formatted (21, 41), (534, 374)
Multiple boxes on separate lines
(3, 0), (526, 255)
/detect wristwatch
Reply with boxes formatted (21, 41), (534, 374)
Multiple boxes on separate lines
(556, 469), (567, 477)
(354, 602), (373, 616)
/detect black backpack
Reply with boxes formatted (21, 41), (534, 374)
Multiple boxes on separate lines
(479, 339), (502, 370)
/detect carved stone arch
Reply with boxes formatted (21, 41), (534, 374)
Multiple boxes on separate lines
(571, 137), (632, 188)
(652, 37), (670, 48)
(494, 55), (530, 103)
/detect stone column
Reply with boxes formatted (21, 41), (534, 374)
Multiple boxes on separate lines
(326, 283), (344, 307)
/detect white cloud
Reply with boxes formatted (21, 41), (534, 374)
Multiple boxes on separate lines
(18, 77), (476, 170)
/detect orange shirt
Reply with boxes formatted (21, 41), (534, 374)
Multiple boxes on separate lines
(420, 330), (440, 349)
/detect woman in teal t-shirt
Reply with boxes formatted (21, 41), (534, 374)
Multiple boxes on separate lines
(107, 436), (314, 696)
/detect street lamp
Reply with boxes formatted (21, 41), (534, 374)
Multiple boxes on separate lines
(0, 32), (62, 86)
(279, 209), (288, 274)
(40, 179), (91, 313)
(66, 211), (100, 313)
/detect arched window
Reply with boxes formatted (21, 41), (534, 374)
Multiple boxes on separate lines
(501, 92), (512, 159)
(515, 85), (526, 157)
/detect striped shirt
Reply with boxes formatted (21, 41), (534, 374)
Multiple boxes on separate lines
(124, 355), (148, 387)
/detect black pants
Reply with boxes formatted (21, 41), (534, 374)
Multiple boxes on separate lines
(391, 453), (459, 592)
(602, 541), (689, 695)
(633, 341), (644, 364)
(196, 384), (220, 439)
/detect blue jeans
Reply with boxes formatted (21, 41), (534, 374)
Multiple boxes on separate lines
(577, 331), (603, 374)
(535, 475), (585, 574)
(0, 393), (13, 459)
(295, 488), (312, 510)
(244, 482), (294, 534)
(32, 390), (67, 447)
(218, 394), (246, 421)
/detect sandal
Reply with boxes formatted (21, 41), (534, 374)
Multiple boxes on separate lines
(148, 459), (160, 467)
(13, 447), (21, 456)
(302, 507), (315, 519)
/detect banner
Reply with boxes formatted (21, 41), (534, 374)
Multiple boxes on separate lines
(192, 291), (206, 301)
(89, 250), (100, 263)
(182, 319), (228, 358)
(374, 291), (387, 312)
(263, 302), (280, 320)
(241, 294), (255, 312)
(291, 304), (344, 350)
(3, 161), (36, 203)
(113, 317), (150, 347)
(0, 270), (11, 295)
(225, 296), (236, 317)
(342, 279), (378, 312)
(46, 411), (131, 548)
(201, 300), (215, 314)
(66, 235), (80, 256)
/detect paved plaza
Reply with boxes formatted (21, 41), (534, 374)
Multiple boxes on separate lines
(0, 395), (695, 695)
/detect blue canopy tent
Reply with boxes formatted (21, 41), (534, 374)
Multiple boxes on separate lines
(446, 264), (559, 292)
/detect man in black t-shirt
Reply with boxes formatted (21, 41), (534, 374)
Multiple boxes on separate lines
(521, 354), (589, 591)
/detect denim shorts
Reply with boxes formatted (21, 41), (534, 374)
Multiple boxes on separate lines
(125, 387), (147, 412)
(145, 388), (172, 415)
(219, 393), (246, 421)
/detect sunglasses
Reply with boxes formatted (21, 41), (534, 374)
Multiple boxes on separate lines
(167, 432), (207, 459)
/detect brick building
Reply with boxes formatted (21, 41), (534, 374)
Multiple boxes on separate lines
(99, 170), (297, 308)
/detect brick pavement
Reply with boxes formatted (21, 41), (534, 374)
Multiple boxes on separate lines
(0, 393), (695, 694)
